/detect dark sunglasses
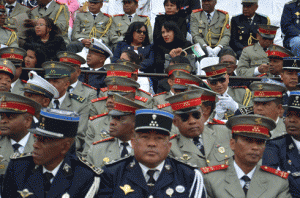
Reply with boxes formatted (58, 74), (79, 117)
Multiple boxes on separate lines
(135, 29), (147, 34)
(262, 37), (273, 41)
(209, 77), (226, 85)
(174, 88), (187, 93)
(179, 111), (201, 122)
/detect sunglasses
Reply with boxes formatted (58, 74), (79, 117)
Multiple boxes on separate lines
(209, 77), (226, 85)
(135, 29), (147, 34)
(179, 111), (201, 122)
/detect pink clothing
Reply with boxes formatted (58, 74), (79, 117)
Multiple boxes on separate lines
(55, 0), (79, 27)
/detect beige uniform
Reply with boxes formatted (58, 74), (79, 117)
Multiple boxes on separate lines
(5, 3), (29, 32)
(11, 79), (26, 95)
(190, 9), (230, 50)
(72, 11), (112, 45)
(72, 81), (97, 103)
(271, 118), (287, 139)
(236, 42), (269, 77)
(0, 26), (18, 47)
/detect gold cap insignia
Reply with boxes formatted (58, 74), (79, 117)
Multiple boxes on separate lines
(51, 63), (55, 68)
(293, 60), (298, 67)
(103, 157), (110, 163)
(17, 189), (34, 198)
(10, 48), (14, 53)
(258, 84), (263, 90)
(255, 118), (262, 125)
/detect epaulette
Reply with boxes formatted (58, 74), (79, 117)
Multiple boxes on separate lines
(208, 118), (225, 125)
(170, 134), (178, 140)
(230, 86), (248, 89)
(69, 93), (85, 103)
(89, 112), (108, 121)
(243, 44), (254, 49)
(201, 164), (228, 174)
(135, 95), (148, 103)
(217, 9), (228, 15)
(138, 15), (148, 17)
(100, 87), (108, 92)
(138, 88), (152, 96)
(261, 166), (289, 179)
(256, 13), (268, 18)
(92, 136), (114, 145)
(157, 103), (171, 109)
(21, 79), (27, 84)
(106, 155), (132, 166)
(10, 152), (32, 159)
(91, 96), (108, 103)
(78, 156), (103, 175)
(30, 6), (38, 10)
(257, 73), (267, 77)
(153, 91), (167, 97)
(103, 13), (111, 18)
(113, 14), (124, 17)
(55, 1), (65, 5)
(3, 27), (14, 31)
(82, 82), (97, 90)
(169, 156), (198, 168)
(192, 9), (203, 13)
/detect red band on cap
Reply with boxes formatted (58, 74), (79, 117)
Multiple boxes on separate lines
(206, 68), (227, 77)
(108, 85), (136, 92)
(59, 58), (81, 66)
(254, 91), (283, 98)
(107, 71), (132, 78)
(259, 28), (277, 35)
(0, 5), (5, 9)
(201, 95), (215, 102)
(168, 69), (190, 76)
(174, 78), (199, 86)
(232, 125), (270, 137)
(266, 51), (289, 58)
(0, 66), (13, 74)
(113, 102), (137, 113)
(133, 69), (138, 75)
(171, 98), (202, 111)
(0, 102), (35, 115)
(1, 53), (23, 60)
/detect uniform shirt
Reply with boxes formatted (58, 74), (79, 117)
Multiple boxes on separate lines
(270, 117), (280, 135)
(51, 92), (67, 108)
(126, 13), (136, 20)
(10, 79), (18, 91)
(291, 136), (300, 154)
(118, 140), (132, 155)
(139, 160), (165, 182)
(5, 1), (17, 15)
(204, 10), (215, 23)
(253, 42), (268, 76)
(42, 160), (63, 183)
(78, 11), (100, 42)
(69, 80), (79, 93)
(234, 160), (256, 188)
(10, 132), (30, 154)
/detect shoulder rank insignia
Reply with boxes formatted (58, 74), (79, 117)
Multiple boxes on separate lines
(82, 82), (97, 90)
(3, 27), (14, 31)
(135, 95), (148, 103)
(91, 96), (108, 103)
(89, 112), (108, 121)
(138, 15), (148, 17)
(69, 93), (85, 103)
(208, 118), (226, 125)
(106, 155), (132, 166)
(78, 156), (103, 175)
(257, 73), (267, 77)
(257, 12), (268, 18)
(261, 166), (289, 179)
(113, 14), (125, 17)
(217, 9), (228, 15)
(100, 87), (108, 92)
(201, 164), (228, 174)
(103, 13), (111, 18)
(92, 137), (114, 145)
(138, 88), (152, 96)
(56, 1), (65, 5)
(21, 80), (27, 84)
(192, 8), (203, 13)
(157, 103), (171, 109)
(10, 152), (32, 159)
(170, 156), (198, 168)
(153, 92), (167, 97)
(170, 134), (178, 140)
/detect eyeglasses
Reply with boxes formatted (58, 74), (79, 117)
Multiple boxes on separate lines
(178, 111), (201, 122)
(35, 23), (46, 27)
(135, 29), (147, 34)
(209, 77), (226, 85)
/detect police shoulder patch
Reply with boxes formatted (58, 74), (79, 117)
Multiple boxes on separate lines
(82, 82), (97, 90)
(78, 156), (103, 175)
(192, 9), (203, 13)
(89, 112), (109, 121)
(217, 9), (228, 15)
(69, 93), (85, 103)
(10, 152), (32, 159)
(153, 92), (167, 97)
(201, 164), (228, 174)
(261, 166), (289, 179)
(91, 96), (108, 103)
(92, 137), (114, 145)
(105, 154), (132, 166)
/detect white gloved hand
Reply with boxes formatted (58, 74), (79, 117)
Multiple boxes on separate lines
(214, 101), (227, 120)
(218, 95), (239, 112)
(206, 46), (214, 57)
(212, 46), (221, 56)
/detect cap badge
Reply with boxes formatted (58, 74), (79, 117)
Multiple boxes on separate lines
(212, 66), (215, 71)
(63, 52), (68, 56)
(273, 46), (276, 50)
(120, 184), (134, 195)
(122, 61), (127, 65)
(183, 94), (188, 100)
(166, 188), (174, 197)
(110, 66), (114, 70)
(10, 48), (14, 53)
(103, 157), (110, 164)
(3, 60), (7, 65)
(17, 189), (34, 198)
(255, 118), (262, 124)
(293, 60), (298, 67)
(258, 84), (263, 90)
(180, 154), (191, 161)
(149, 114), (158, 127)
(51, 63), (55, 68)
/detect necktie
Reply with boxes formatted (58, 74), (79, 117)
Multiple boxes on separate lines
(147, 169), (157, 190)
(6, 6), (13, 16)
(128, 15), (132, 22)
(12, 143), (21, 153)
(43, 172), (54, 196)
(242, 175), (251, 195)
(44, 6), (47, 11)
(207, 13), (211, 24)
(193, 136), (205, 155)
(120, 142), (129, 157)
(263, 48), (268, 52)
(93, 14), (97, 20)
(54, 99), (60, 109)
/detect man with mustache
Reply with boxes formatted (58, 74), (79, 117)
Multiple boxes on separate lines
(204, 115), (291, 197)
(97, 109), (206, 197)
(263, 91), (300, 197)
(0, 58), (15, 92)
(0, 5), (18, 47)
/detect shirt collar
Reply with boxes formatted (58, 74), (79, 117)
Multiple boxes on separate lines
(234, 160), (256, 180)
(10, 78), (19, 90)
(291, 136), (300, 153)
(90, 12), (99, 16)
(126, 13), (136, 18)
(43, 160), (64, 177)
(51, 92), (67, 107)
(118, 139), (132, 148)
(139, 160), (165, 179)
(70, 80), (79, 89)
(5, 1), (17, 7)
(45, 0), (53, 9)
(204, 10), (215, 18)
(11, 132), (30, 149)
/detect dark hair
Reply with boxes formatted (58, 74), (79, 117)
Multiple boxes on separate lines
(219, 49), (237, 63)
(23, 42), (46, 68)
(39, 16), (62, 37)
(123, 22), (150, 46)
(202, 101), (216, 115)
(123, 0), (138, 5)
(170, 55), (190, 64)
(159, 21), (185, 45)
(120, 50), (144, 65)
(163, 0), (181, 11)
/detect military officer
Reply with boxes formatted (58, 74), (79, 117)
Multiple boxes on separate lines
(167, 90), (233, 168)
(250, 82), (287, 139)
(202, 63), (253, 120)
(236, 24), (279, 77)
(0, 5), (18, 47)
(230, 0), (270, 58)
(0, 47), (27, 95)
(203, 114), (291, 198)
(42, 61), (89, 153)
(2, 108), (102, 198)
(86, 93), (145, 167)
(0, 92), (41, 178)
(190, 0), (230, 57)
(97, 109), (207, 197)
(0, 58), (15, 92)
(263, 91), (300, 197)
(4, 0), (29, 31)
(70, 0), (112, 52)
(281, 57), (300, 92)
(110, 0), (152, 48)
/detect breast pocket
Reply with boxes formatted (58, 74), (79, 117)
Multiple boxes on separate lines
(198, 24), (206, 36)
(213, 145), (233, 163)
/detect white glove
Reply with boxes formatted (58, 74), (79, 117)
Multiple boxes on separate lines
(212, 46), (221, 56)
(214, 101), (227, 120)
(218, 95), (239, 112)
(206, 46), (214, 57)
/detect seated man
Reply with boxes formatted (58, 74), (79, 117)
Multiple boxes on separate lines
(236, 24), (278, 77)
(4, 0), (29, 32)
(2, 108), (101, 198)
(0, 58), (15, 92)
(281, 57), (300, 93)
(204, 114), (291, 197)
(0, 5), (18, 47)
(97, 109), (206, 197)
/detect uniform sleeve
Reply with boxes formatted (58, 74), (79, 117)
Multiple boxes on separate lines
(55, 4), (70, 37)
(140, 43), (155, 73)
(2, 160), (19, 197)
(81, 120), (96, 158)
(277, 179), (292, 198)
(230, 17), (244, 52)
(111, 41), (125, 63)
(236, 48), (256, 77)
(218, 14), (230, 47)
(190, 12), (206, 47)
(96, 167), (115, 197)
(72, 14), (85, 40)
(75, 102), (89, 154)
(281, 4), (300, 37)
(262, 141), (281, 168)
(109, 17), (120, 46)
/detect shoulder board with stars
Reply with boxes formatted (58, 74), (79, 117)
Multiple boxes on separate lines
(201, 164), (229, 174)
(135, 95), (148, 103)
(208, 118), (225, 125)
(261, 166), (289, 179)
(69, 93), (86, 103)
(113, 14), (125, 17)
(103, 13), (111, 18)
(91, 96), (108, 103)
(92, 136), (114, 145)
(21, 79), (27, 84)
(3, 27), (14, 32)
(89, 112), (109, 121)
(10, 152), (32, 159)
(157, 103), (171, 109)
(169, 156), (198, 168)
(106, 154), (132, 166)
(170, 134), (178, 140)
(55, 1), (65, 5)
(230, 86), (248, 89)
(138, 15), (148, 17)
(217, 9), (228, 15)
(138, 88), (152, 96)
(78, 156), (103, 175)
(100, 87), (108, 92)
(192, 9), (203, 13)
(153, 92), (167, 97)
(82, 82), (97, 90)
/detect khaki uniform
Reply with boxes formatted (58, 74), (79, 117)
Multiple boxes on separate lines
(169, 125), (233, 168)
(72, 11), (112, 45)
(206, 120), (231, 137)
(11, 79), (26, 95)
(236, 42), (269, 77)
(190, 9), (230, 50)
(204, 161), (291, 198)
(271, 118), (287, 139)
(30, 1), (70, 44)
(0, 27), (18, 47)
(153, 91), (173, 112)
(0, 134), (35, 175)
(4, 3), (29, 31)
(110, 14), (152, 46)
(72, 81), (97, 102)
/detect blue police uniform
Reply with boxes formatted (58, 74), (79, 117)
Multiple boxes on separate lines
(79, 67), (106, 89)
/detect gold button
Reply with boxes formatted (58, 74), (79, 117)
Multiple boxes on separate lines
(207, 160), (210, 163)
(225, 155), (228, 158)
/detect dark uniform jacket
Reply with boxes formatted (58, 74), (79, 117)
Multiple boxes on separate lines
(79, 67), (106, 89)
